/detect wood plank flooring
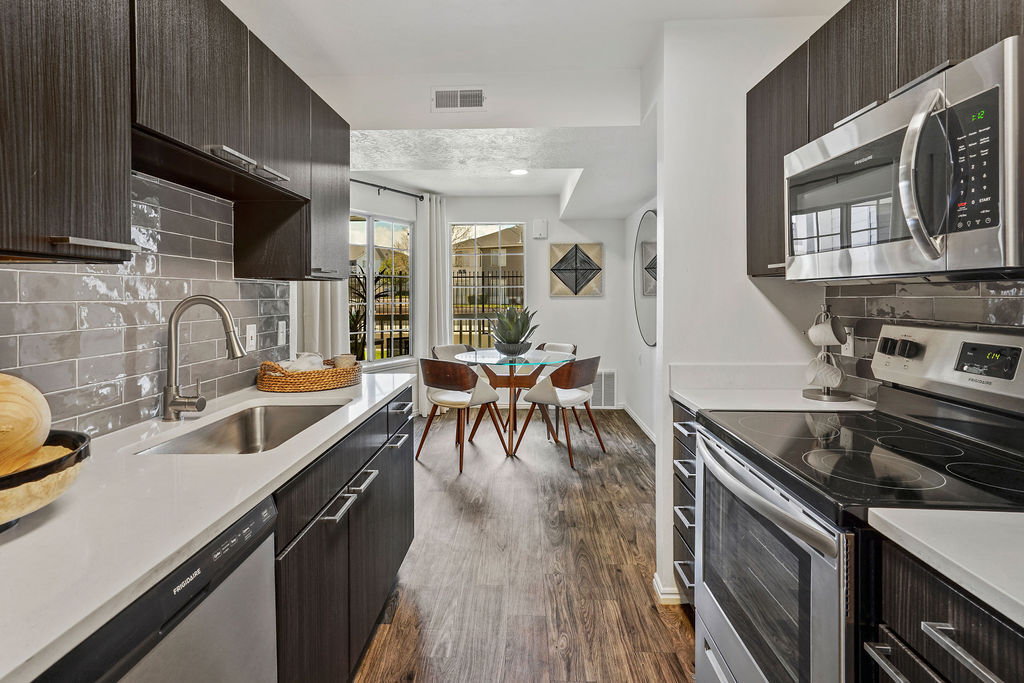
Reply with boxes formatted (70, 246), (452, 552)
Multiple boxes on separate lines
(354, 409), (696, 682)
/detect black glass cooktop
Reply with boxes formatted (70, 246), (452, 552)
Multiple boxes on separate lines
(698, 410), (1024, 525)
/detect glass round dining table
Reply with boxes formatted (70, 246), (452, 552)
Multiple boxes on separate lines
(453, 349), (574, 456)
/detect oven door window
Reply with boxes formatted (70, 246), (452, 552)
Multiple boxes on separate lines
(703, 471), (812, 683)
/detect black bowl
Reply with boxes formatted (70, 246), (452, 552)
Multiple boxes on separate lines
(0, 430), (91, 493)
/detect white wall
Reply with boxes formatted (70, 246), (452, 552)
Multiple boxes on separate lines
(311, 69), (643, 131)
(650, 16), (828, 600)
(446, 195), (629, 398)
(621, 197), (658, 437)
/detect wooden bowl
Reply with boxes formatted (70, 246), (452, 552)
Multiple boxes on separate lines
(0, 430), (91, 533)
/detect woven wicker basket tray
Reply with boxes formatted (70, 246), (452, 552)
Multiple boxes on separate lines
(257, 359), (362, 393)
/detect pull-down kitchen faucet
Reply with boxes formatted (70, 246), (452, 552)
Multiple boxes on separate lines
(163, 295), (247, 421)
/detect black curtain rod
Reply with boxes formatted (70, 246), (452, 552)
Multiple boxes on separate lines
(351, 178), (425, 202)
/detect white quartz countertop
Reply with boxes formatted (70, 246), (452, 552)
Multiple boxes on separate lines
(0, 372), (415, 683)
(669, 387), (875, 413)
(869, 508), (1024, 629)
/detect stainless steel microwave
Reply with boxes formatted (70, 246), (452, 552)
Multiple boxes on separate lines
(785, 36), (1022, 283)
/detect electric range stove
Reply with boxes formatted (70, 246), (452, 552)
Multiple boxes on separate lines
(691, 323), (1024, 683)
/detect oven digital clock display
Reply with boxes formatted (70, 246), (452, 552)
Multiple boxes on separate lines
(955, 342), (1022, 380)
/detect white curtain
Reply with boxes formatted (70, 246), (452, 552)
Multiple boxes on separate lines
(300, 280), (348, 359)
(420, 193), (452, 415)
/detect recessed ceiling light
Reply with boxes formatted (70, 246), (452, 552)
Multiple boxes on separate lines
(509, 169), (529, 176)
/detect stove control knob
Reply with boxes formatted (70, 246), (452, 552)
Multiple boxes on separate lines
(896, 339), (921, 359)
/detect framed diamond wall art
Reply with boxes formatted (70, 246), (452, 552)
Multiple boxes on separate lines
(550, 243), (604, 296)
(641, 241), (656, 296)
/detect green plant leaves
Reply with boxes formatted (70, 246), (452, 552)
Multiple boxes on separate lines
(491, 305), (537, 344)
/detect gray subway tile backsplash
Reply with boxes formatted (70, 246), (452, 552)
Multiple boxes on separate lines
(827, 277), (1024, 399)
(0, 173), (290, 436)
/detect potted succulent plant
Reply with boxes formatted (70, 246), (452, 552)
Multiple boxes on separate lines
(491, 305), (538, 357)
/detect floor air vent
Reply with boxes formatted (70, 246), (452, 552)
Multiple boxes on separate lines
(431, 86), (486, 112)
(590, 370), (617, 408)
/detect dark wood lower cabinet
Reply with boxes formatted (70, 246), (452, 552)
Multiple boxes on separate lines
(348, 418), (414, 664)
(274, 395), (415, 681)
(276, 487), (352, 682)
(879, 540), (1024, 682)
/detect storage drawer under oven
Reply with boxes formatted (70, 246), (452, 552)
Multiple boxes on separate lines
(673, 437), (697, 496)
(673, 475), (696, 552)
(673, 526), (695, 604)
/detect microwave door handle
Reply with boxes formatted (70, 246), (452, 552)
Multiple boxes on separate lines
(698, 434), (839, 559)
(898, 88), (947, 261)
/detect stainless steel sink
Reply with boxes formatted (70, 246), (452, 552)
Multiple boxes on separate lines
(137, 402), (350, 455)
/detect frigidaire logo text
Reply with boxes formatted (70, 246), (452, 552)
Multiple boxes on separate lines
(854, 154), (874, 165)
(173, 568), (202, 595)
(967, 377), (993, 386)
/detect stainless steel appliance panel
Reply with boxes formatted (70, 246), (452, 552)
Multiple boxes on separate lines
(122, 537), (277, 683)
(695, 431), (849, 683)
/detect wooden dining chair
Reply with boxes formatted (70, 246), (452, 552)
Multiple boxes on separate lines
(531, 342), (580, 428)
(514, 356), (606, 468)
(432, 344), (488, 425)
(418, 358), (507, 472)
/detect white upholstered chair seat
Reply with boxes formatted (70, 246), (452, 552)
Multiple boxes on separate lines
(426, 382), (500, 408)
(523, 380), (592, 408)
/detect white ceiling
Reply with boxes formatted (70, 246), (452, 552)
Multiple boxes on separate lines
(221, 0), (846, 77)
(350, 122), (656, 219)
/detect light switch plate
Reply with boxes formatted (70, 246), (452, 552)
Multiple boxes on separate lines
(277, 321), (287, 347)
(245, 324), (257, 352)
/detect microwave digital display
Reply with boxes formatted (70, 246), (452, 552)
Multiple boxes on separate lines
(949, 87), (1000, 233)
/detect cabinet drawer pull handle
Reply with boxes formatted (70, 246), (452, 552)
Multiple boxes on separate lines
(205, 144), (256, 169)
(673, 560), (695, 590)
(921, 622), (1003, 683)
(674, 505), (696, 529)
(674, 459), (696, 479)
(311, 267), (339, 274)
(349, 469), (379, 493)
(391, 402), (414, 415)
(767, 262), (787, 269)
(320, 493), (357, 523)
(385, 433), (409, 449)
(704, 641), (731, 683)
(863, 643), (910, 683)
(673, 421), (697, 438)
(254, 163), (291, 183)
(48, 236), (141, 253)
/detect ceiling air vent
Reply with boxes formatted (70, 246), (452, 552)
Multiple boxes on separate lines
(431, 86), (486, 113)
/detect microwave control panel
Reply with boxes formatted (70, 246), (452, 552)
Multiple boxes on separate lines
(949, 87), (1000, 233)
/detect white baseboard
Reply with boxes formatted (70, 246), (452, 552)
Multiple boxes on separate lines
(653, 571), (682, 605)
(623, 404), (655, 442)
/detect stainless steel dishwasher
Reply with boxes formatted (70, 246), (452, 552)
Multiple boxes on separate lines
(38, 497), (278, 682)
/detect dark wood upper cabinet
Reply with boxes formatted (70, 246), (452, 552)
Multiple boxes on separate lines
(248, 33), (312, 198)
(310, 93), (351, 278)
(898, 0), (1023, 89)
(134, 0), (249, 163)
(746, 44), (808, 277)
(808, 0), (897, 140)
(0, 0), (131, 262)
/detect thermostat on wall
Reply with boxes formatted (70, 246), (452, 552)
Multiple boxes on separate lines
(532, 219), (548, 240)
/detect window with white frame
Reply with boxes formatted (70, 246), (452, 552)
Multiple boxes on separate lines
(349, 214), (411, 361)
(450, 223), (524, 348)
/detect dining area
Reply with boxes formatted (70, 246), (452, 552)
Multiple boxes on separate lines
(416, 332), (607, 473)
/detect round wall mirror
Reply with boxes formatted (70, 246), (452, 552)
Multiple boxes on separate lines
(633, 209), (657, 347)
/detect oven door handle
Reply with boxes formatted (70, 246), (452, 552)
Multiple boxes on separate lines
(898, 87), (947, 261)
(699, 435), (839, 559)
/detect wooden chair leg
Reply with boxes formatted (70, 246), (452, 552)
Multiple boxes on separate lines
(416, 404), (438, 460)
(468, 405), (486, 442)
(513, 403), (536, 454)
(554, 409), (560, 440)
(458, 409), (465, 472)
(584, 401), (606, 453)
(486, 403), (509, 453)
(572, 406), (583, 430)
(561, 408), (574, 469)
(540, 405), (558, 442)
